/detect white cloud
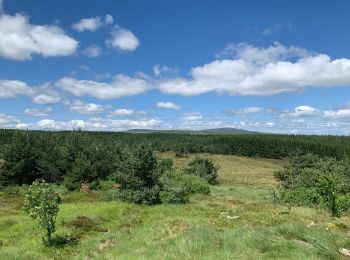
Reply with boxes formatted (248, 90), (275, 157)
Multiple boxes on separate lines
(24, 107), (52, 116)
(281, 105), (320, 118)
(324, 109), (350, 119)
(32, 93), (60, 104)
(160, 42), (350, 97)
(65, 100), (104, 114)
(0, 80), (33, 97)
(231, 107), (262, 115)
(31, 117), (161, 131)
(105, 14), (113, 25)
(215, 41), (308, 62)
(153, 65), (177, 77)
(181, 112), (203, 121)
(16, 123), (30, 129)
(0, 113), (20, 127)
(0, 12), (78, 60)
(157, 102), (181, 110)
(111, 109), (134, 116)
(56, 75), (150, 99)
(72, 17), (102, 32)
(0, 80), (61, 103)
(82, 45), (102, 57)
(107, 27), (139, 52)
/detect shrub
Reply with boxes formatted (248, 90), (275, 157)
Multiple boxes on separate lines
(159, 171), (191, 204)
(159, 170), (210, 204)
(185, 157), (219, 184)
(274, 153), (350, 217)
(23, 180), (61, 243)
(280, 187), (319, 207)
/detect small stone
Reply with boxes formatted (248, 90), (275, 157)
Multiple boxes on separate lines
(226, 215), (240, 220)
(307, 221), (316, 227)
(339, 248), (350, 257)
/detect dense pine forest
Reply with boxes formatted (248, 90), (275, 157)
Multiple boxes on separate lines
(1, 129), (350, 160)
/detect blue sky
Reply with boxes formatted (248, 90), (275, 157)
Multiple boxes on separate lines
(1, 0), (350, 134)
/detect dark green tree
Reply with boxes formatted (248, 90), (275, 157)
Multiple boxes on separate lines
(114, 143), (162, 205)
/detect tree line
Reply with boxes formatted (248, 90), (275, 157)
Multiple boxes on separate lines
(1, 129), (350, 160)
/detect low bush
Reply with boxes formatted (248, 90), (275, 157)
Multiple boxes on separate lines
(185, 157), (219, 184)
(274, 153), (350, 216)
(159, 170), (210, 204)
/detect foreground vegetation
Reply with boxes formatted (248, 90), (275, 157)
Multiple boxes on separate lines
(2, 154), (350, 259)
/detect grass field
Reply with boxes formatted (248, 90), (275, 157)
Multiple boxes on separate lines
(1, 153), (350, 259)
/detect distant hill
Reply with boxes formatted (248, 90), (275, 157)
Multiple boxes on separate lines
(197, 127), (258, 134)
(125, 127), (258, 135)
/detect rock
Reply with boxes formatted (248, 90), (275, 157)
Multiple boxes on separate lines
(226, 215), (240, 220)
(339, 248), (350, 258)
(307, 221), (316, 227)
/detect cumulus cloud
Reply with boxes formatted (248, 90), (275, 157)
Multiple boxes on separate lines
(0, 80), (61, 104)
(72, 16), (102, 32)
(56, 75), (150, 99)
(157, 102), (181, 110)
(0, 80), (33, 97)
(32, 93), (60, 104)
(24, 107), (52, 116)
(110, 108), (147, 116)
(160, 42), (350, 96)
(111, 109), (134, 116)
(107, 26), (139, 52)
(0, 113), (20, 127)
(65, 100), (105, 114)
(231, 107), (262, 115)
(324, 109), (350, 119)
(28, 117), (161, 131)
(0, 12), (78, 60)
(281, 105), (320, 118)
(181, 112), (203, 121)
(82, 45), (102, 57)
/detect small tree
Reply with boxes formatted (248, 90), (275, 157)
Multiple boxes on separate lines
(23, 180), (61, 243)
(114, 144), (162, 205)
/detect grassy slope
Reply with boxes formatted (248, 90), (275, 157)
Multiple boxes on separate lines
(1, 154), (350, 259)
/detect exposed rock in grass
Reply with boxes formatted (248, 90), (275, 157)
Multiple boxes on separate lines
(339, 248), (350, 258)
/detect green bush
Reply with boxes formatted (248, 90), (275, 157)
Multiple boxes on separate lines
(159, 170), (210, 204)
(274, 153), (350, 217)
(23, 180), (61, 243)
(280, 188), (319, 207)
(185, 157), (219, 184)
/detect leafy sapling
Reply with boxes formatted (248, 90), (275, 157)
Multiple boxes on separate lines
(23, 180), (61, 244)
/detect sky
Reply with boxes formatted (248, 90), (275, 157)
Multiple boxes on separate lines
(1, 0), (350, 134)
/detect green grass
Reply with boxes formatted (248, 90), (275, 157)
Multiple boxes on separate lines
(1, 153), (350, 259)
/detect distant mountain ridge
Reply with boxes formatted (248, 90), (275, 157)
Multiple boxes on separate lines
(125, 127), (258, 135)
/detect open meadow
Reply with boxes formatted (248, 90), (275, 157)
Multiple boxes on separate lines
(1, 153), (350, 260)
